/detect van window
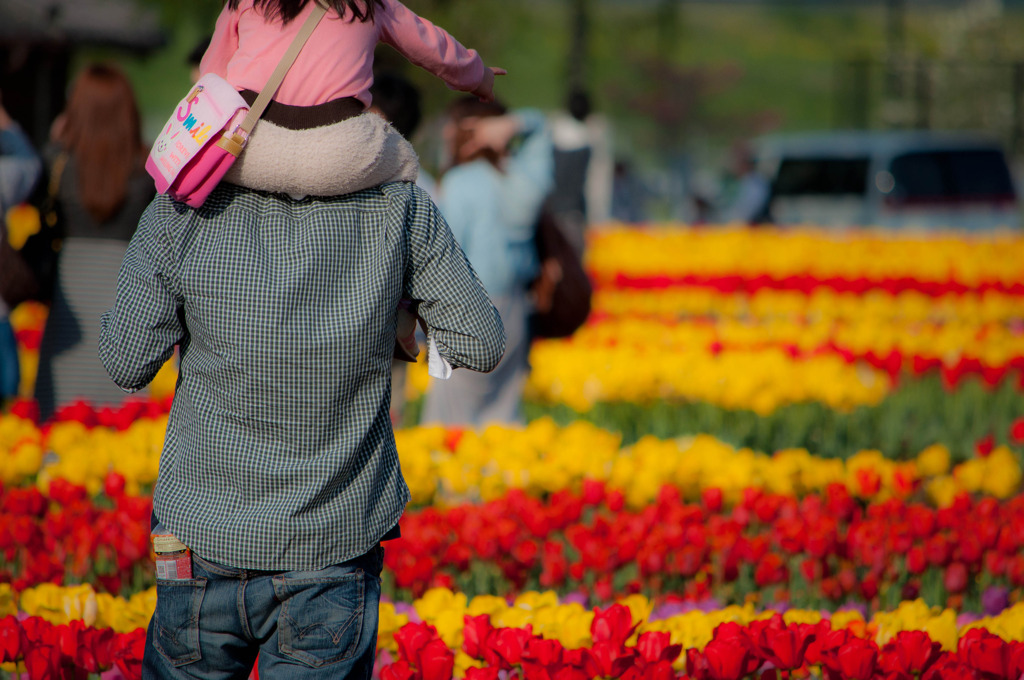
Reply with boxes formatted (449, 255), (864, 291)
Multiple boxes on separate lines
(773, 158), (870, 196)
(889, 150), (1016, 203)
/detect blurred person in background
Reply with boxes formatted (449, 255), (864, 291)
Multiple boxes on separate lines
(0, 92), (43, 401)
(33, 64), (154, 421)
(546, 88), (613, 255)
(610, 159), (650, 224)
(719, 141), (771, 225)
(421, 97), (553, 426)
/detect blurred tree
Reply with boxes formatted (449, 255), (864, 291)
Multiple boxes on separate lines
(568, 0), (590, 94)
(657, 0), (683, 59)
(135, 0), (221, 31)
(610, 57), (748, 152)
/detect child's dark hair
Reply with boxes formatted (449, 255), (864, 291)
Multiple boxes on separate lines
(447, 96), (508, 168)
(369, 73), (422, 139)
(227, 0), (384, 24)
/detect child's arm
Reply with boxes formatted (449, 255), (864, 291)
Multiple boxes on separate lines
(198, 2), (242, 79)
(377, 0), (498, 98)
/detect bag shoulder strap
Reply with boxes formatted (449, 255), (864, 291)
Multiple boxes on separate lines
(238, 2), (328, 136)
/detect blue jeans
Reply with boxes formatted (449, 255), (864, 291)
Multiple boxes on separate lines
(142, 545), (384, 679)
(0, 317), (19, 399)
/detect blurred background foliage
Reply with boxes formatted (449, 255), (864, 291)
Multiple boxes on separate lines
(63, 1), (1024, 177)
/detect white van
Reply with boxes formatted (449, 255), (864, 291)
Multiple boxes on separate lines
(753, 131), (1020, 230)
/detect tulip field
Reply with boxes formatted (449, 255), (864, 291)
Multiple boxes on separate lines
(3, 225), (1024, 679)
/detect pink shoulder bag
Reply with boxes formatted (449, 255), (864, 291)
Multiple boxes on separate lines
(145, 3), (327, 208)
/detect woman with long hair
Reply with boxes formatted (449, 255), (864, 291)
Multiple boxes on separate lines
(420, 96), (554, 426)
(33, 63), (155, 420)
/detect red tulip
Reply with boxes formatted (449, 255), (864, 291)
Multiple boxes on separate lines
(1008, 642), (1024, 680)
(687, 647), (710, 680)
(8, 398), (39, 423)
(583, 640), (637, 679)
(444, 427), (466, 452)
(591, 604), (637, 648)
(623, 659), (676, 680)
(751, 615), (816, 671)
(646, 660), (677, 680)
(944, 562), (969, 595)
(635, 631), (682, 666)
(562, 647), (588, 670)
(103, 472), (127, 499)
(521, 638), (565, 680)
(57, 622), (78, 660)
(465, 668), (501, 680)
(463, 615), (494, 660)
(521, 637), (564, 667)
(552, 666), (590, 680)
(958, 627), (1011, 678)
(906, 546), (928, 574)
(754, 553), (788, 587)
(817, 627), (852, 674)
(835, 638), (878, 680)
(0, 616), (21, 662)
(704, 623), (760, 680)
(490, 626), (534, 669)
(394, 622), (440, 665)
(78, 625), (116, 673)
(859, 572), (880, 600)
(381, 661), (417, 680)
(922, 654), (976, 680)
(881, 630), (943, 676)
(594, 575), (615, 603)
(111, 628), (146, 680)
(418, 638), (455, 680)
(24, 646), (61, 680)
(1010, 417), (1024, 445)
(582, 479), (606, 506)
(702, 488), (724, 512)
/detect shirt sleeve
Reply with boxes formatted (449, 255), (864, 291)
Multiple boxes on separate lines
(98, 200), (185, 392)
(398, 185), (505, 373)
(199, 3), (242, 78)
(377, 0), (486, 93)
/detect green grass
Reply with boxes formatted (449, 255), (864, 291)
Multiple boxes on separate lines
(523, 374), (1024, 463)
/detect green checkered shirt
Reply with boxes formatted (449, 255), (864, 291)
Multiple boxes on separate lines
(99, 182), (504, 570)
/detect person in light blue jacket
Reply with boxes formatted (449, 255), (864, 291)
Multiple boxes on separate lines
(421, 97), (553, 426)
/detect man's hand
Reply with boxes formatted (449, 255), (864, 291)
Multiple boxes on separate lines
(470, 66), (507, 103)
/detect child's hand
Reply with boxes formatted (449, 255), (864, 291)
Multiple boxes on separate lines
(471, 67), (507, 103)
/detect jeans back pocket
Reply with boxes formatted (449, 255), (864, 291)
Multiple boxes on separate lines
(273, 571), (366, 668)
(153, 578), (207, 666)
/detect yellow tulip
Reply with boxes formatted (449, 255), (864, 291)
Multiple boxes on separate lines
(0, 584), (17, 618)
(378, 602), (410, 653)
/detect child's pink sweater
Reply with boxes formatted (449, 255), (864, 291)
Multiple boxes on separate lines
(201, 0), (485, 109)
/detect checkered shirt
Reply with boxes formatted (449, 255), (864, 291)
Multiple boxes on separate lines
(99, 182), (505, 570)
